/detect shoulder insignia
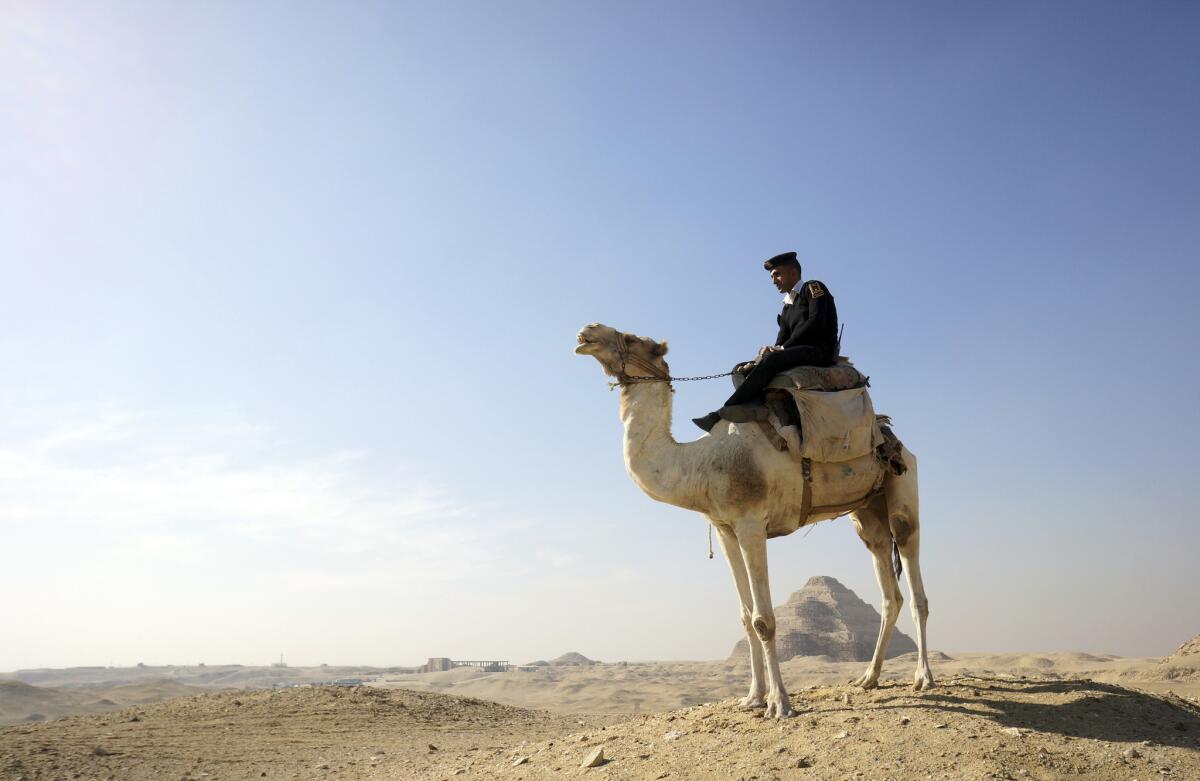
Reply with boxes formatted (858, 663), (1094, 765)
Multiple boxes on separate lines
(807, 281), (826, 298)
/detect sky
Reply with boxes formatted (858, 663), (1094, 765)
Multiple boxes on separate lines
(2, 1), (1198, 672)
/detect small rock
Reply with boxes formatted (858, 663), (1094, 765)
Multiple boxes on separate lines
(934, 723), (948, 729)
(511, 756), (529, 767)
(1002, 727), (1024, 737)
(428, 744), (438, 752)
(664, 730), (685, 741)
(834, 730), (850, 739)
(793, 757), (812, 768)
(842, 692), (851, 705)
(581, 746), (605, 768)
(899, 717), (911, 725)
(92, 747), (112, 756)
(1124, 748), (1142, 759)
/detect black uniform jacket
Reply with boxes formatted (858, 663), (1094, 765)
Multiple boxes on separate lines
(775, 280), (839, 358)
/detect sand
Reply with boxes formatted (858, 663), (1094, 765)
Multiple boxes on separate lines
(2, 674), (1198, 781)
(3, 653), (1200, 780)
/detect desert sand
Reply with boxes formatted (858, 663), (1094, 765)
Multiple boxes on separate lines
(3, 647), (1199, 781)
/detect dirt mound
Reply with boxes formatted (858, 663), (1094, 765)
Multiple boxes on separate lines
(0, 685), (612, 781)
(1140, 634), (1200, 682)
(476, 677), (1200, 780)
(1166, 634), (1200, 661)
(889, 649), (955, 663)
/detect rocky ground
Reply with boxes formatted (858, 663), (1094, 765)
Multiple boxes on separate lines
(3, 675), (1198, 781)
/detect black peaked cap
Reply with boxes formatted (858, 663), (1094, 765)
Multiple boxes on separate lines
(763, 251), (799, 270)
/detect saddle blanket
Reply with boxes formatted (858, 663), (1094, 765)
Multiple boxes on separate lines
(788, 386), (883, 463)
(740, 362), (882, 464)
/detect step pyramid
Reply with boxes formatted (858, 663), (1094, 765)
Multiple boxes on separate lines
(728, 575), (917, 663)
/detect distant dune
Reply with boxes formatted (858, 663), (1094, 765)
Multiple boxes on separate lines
(0, 680), (120, 726)
(0, 676), (221, 726)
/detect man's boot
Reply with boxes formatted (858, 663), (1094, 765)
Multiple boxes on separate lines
(717, 400), (770, 423)
(691, 411), (722, 432)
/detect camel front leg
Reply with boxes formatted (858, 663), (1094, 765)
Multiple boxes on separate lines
(734, 520), (795, 719)
(714, 523), (766, 709)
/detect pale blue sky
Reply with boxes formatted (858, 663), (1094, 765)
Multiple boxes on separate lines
(2, 1), (1198, 671)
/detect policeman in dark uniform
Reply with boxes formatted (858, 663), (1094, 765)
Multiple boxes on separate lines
(692, 251), (839, 432)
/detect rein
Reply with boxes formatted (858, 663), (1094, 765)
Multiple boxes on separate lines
(608, 339), (735, 390)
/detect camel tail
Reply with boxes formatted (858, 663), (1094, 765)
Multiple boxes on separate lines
(892, 540), (903, 580)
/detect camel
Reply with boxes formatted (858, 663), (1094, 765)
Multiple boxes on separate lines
(575, 323), (934, 719)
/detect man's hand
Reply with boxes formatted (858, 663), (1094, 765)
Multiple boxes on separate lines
(755, 345), (781, 361)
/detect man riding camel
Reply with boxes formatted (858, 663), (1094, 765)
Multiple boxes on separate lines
(692, 251), (839, 432)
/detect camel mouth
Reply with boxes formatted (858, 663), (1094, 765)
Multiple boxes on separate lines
(574, 333), (598, 355)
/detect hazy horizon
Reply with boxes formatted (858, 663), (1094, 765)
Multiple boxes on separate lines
(3, 1), (1199, 672)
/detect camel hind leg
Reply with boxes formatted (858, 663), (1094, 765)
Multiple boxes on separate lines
(886, 447), (934, 690)
(849, 496), (903, 690)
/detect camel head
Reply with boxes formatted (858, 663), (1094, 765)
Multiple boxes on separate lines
(575, 323), (669, 380)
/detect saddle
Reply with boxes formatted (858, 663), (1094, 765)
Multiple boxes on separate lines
(733, 360), (906, 475)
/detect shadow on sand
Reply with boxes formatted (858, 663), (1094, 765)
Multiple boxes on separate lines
(868, 676), (1200, 749)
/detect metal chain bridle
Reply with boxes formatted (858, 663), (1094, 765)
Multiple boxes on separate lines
(608, 337), (736, 390)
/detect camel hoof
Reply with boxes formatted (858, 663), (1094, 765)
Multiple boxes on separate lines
(738, 696), (766, 710)
(913, 670), (936, 691)
(763, 697), (796, 719)
(850, 674), (879, 690)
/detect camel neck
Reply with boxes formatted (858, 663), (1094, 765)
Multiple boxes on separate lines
(618, 381), (701, 510)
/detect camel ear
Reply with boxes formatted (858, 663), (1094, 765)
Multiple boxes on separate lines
(652, 340), (669, 356)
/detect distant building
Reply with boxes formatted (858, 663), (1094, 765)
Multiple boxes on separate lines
(421, 657), (454, 672)
(418, 657), (510, 673)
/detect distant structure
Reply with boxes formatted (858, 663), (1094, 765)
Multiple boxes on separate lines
(271, 654), (288, 669)
(728, 576), (917, 663)
(412, 652), (598, 673)
(548, 651), (597, 666)
(419, 657), (510, 673)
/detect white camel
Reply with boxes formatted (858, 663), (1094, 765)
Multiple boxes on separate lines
(575, 323), (934, 718)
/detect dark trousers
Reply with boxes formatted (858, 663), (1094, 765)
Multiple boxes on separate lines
(723, 346), (833, 407)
